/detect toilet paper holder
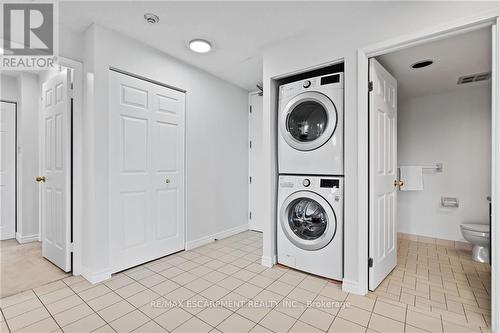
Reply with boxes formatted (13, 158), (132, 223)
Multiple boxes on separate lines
(441, 196), (459, 208)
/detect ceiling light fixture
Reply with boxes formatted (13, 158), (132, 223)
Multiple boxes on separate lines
(189, 39), (212, 53)
(411, 60), (433, 69)
(144, 13), (160, 24)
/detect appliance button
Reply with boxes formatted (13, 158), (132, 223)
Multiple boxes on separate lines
(302, 179), (311, 187)
(303, 80), (311, 88)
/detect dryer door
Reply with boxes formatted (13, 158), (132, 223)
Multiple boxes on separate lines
(280, 91), (337, 151)
(280, 191), (337, 250)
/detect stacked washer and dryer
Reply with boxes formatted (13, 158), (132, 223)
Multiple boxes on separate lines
(277, 71), (344, 280)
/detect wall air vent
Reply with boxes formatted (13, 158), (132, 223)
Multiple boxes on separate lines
(457, 72), (491, 85)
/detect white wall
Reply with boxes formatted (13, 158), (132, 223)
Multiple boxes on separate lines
(60, 26), (85, 62)
(1, 75), (19, 102)
(397, 86), (491, 241)
(261, 2), (500, 294)
(81, 24), (249, 280)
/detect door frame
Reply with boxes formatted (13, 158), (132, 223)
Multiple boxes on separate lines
(64, 57), (83, 276)
(357, 10), (500, 331)
(248, 90), (261, 231)
(0, 100), (17, 241)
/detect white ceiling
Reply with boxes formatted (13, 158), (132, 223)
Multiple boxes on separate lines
(377, 27), (491, 99)
(59, 1), (380, 91)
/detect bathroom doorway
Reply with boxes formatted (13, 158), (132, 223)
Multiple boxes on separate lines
(365, 22), (495, 332)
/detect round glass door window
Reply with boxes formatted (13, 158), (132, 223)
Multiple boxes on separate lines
(287, 101), (328, 143)
(280, 92), (337, 151)
(280, 191), (337, 251)
(287, 197), (328, 240)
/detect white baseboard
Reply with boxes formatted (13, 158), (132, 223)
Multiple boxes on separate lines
(0, 233), (15, 241)
(15, 232), (40, 244)
(261, 255), (276, 267)
(342, 278), (368, 295)
(185, 224), (249, 251)
(81, 267), (112, 284)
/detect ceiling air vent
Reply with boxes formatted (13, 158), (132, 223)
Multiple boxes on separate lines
(457, 72), (491, 85)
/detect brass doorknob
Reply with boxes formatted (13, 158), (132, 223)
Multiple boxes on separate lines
(394, 180), (404, 188)
(36, 176), (46, 183)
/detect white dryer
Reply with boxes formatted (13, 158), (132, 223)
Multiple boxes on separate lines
(277, 175), (343, 280)
(278, 73), (343, 175)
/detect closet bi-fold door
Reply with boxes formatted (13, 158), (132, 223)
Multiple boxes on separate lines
(109, 70), (185, 273)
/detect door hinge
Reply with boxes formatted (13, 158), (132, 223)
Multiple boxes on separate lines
(249, 211), (252, 220)
(249, 176), (252, 184)
(249, 141), (252, 149)
(368, 81), (374, 92)
(368, 257), (373, 268)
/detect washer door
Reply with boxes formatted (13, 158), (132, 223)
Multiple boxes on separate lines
(280, 191), (337, 250)
(280, 91), (337, 151)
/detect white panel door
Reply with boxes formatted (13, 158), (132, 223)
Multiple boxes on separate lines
(40, 69), (72, 272)
(249, 93), (263, 232)
(0, 101), (16, 240)
(369, 58), (398, 291)
(109, 70), (185, 272)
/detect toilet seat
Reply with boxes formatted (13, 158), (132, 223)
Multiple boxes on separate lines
(460, 223), (490, 233)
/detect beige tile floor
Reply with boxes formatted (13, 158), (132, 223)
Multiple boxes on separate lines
(0, 240), (70, 298)
(0, 231), (491, 333)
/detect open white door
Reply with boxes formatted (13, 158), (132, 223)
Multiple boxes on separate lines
(109, 70), (185, 273)
(249, 93), (263, 232)
(40, 69), (72, 272)
(369, 58), (398, 291)
(0, 101), (16, 240)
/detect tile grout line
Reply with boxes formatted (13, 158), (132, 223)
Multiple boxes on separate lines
(32, 289), (64, 333)
(70, 287), (119, 332)
(0, 307), (12, 333)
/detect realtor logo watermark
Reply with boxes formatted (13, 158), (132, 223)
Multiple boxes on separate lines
(1, 2), (58, 70)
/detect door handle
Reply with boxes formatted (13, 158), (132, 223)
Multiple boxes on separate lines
(394, 180), (404, 189)
(165, 178), (171, 184)
(36, 176), (46, 183)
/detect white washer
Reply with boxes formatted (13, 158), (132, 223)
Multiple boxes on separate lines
(277, 175), (343, 280)
(278, 73), (344, 175)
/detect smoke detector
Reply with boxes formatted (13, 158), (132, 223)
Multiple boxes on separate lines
(144, 13), (160, 24)
(457, 72), (491, 85)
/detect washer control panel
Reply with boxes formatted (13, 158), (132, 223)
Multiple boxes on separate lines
(279, 176), (343, 192)
(320, 179), (339, 188)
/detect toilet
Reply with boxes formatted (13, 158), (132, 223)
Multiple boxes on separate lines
(460, 223), (490, 263)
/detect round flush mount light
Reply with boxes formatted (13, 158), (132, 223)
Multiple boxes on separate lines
(189, 39), (212, 53)
(144, 13), (160, 24)
(411, 60), (433, 69)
